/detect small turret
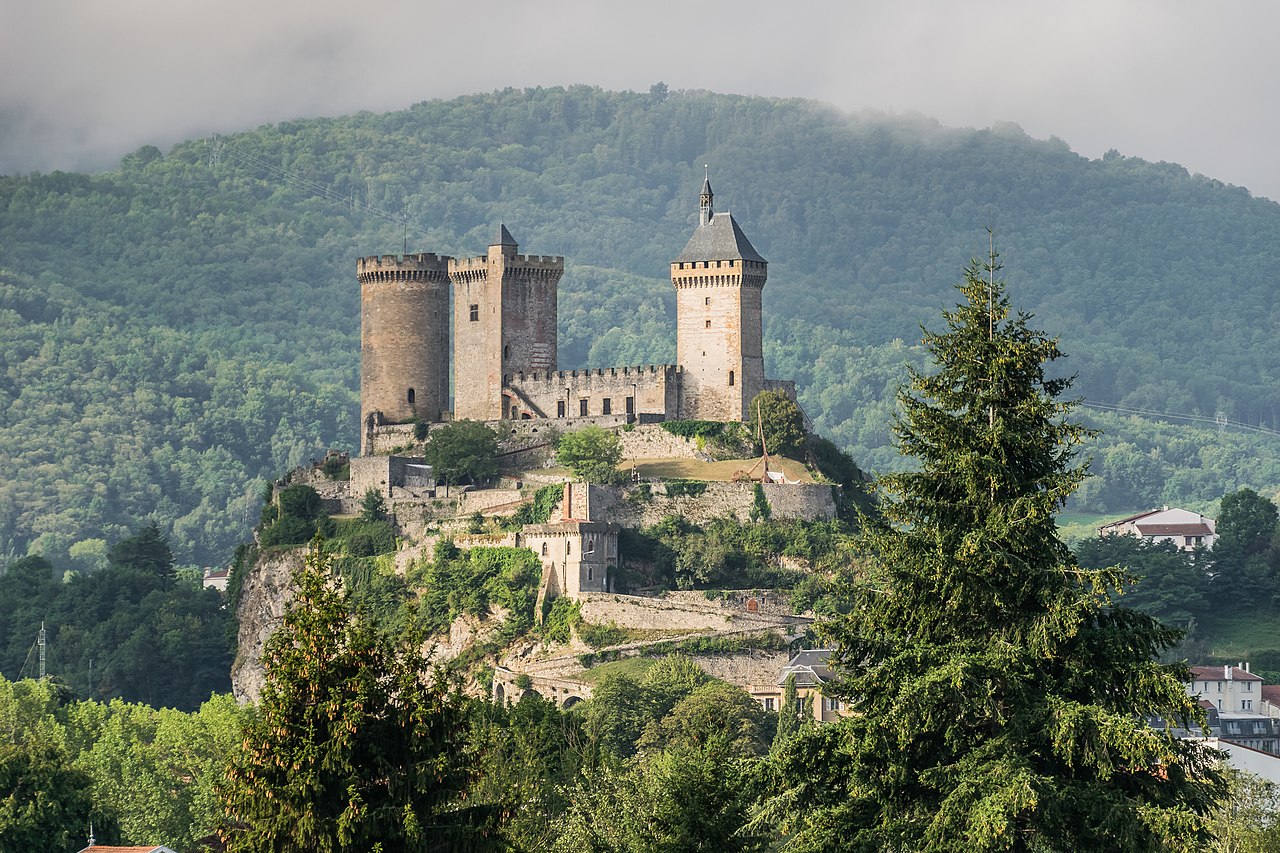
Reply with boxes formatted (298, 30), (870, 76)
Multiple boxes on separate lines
(699, 166), (714, 226)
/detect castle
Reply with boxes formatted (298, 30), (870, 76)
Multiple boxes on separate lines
(357, 175), (794, 451)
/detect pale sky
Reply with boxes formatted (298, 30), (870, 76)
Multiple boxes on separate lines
(3, 0), (1278, 201)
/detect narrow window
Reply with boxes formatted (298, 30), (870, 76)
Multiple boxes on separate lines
(602, 398), (612, 415)
(541, 543), (548, 556)
(557, 400), (566, 418)
(705, 296), (710, 306)
(728, 370), (735, 387)
(566, 541), (571, 556)
(579, 398), (588, 417)
(587, 567), (593, 581)
(407, 388), (416, 405)
(469, 304), (479, 322)
(503, 345), (510, 361)
(705, 319), (711, 328)
(765, 698), (775, 711)
(625, 396), (634, 414)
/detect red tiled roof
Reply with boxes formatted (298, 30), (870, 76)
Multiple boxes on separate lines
(1198, 699), (1218, 710)
(1261, 685), (1280, 704)
(1134, 523), (1214, 537)
(1190, 665), (1263, 682)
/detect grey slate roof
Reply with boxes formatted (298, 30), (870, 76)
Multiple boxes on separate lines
(674, 212), (767, 264)
(701, 175), (713, 197)
(492, 223), (518, 248)
(778, 649), (833, 688)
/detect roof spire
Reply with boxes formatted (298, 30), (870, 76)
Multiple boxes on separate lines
(491, 223), (518, 250)
(699, 165), (713, 226)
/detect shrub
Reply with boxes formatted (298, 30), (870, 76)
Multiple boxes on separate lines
(539, 597), (582, 644)
(579, 621), (629, 649)
(664, 479), (707, 499)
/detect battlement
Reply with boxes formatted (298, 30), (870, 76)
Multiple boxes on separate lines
(449, 253), (564, 272)
(506, 364), (680, 384)
(357, 253), (452, 283)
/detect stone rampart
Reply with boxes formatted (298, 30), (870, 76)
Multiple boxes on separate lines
(588, 481), (836, 527)
(616, 425), (701, 460)
(577, 592), (810, 634)
(368, 423), (419, 455)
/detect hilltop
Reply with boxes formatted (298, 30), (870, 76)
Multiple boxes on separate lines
(4, 86), (1280, 567)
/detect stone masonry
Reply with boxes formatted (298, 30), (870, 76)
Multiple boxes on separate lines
(358, 175), (794, 452)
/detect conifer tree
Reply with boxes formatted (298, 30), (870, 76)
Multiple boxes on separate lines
(774, 250), (1226, 851)
(219, 544), (494, 852)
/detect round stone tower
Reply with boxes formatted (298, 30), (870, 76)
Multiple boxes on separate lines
(358, 252), (451, 452)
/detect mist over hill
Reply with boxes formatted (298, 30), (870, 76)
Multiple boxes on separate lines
(3, 85), (1280, 567)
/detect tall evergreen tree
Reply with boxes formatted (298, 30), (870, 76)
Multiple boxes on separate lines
(219, 544), (494, 852)
(774, 250), (1226, 851)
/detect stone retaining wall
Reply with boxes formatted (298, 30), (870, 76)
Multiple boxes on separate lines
(589, 481), (836, 527)
(577, 591), (809, 634)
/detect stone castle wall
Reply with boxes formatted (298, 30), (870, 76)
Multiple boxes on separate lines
(589, 481), (836, 527)
(507, 365), (679, 421)
(672, 258), (767, 421)
(358, 254), (451, 445)
(577, 591), (810, 634)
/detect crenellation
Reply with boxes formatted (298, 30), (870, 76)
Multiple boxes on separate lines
(360, 177), (790, 446)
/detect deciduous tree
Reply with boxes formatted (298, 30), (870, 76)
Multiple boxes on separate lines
(557, 426), (623, 484)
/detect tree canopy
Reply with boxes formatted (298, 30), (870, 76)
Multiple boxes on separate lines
(557, 425), (624, 484)
(422, 420), (499, 487)
(220, 545), (494, 852)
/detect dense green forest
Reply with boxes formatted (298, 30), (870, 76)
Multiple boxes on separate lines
(4, 85), (1280, 566)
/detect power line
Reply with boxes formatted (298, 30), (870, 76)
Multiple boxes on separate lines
(1080, 400), (1280, 438)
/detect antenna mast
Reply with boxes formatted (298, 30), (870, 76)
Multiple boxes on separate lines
(38, 622), (46, 680)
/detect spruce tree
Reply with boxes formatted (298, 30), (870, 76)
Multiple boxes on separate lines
(775, 251), (1225, 851)
(219, 545), (494, 852)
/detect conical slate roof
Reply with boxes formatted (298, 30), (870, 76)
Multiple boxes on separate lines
(491, 223), (518, 248)
(674, 212), (766, 264)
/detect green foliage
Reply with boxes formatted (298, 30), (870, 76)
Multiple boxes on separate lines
(359, 487), (388, 523)
(751, 482), (772, 523)
(0, 674), (247, 851)
(552, 744), (770, 853)
(0, 525), (233, 710)
(771, 673), (806, 753)
(538, 597), (582, 645)
(468, 695), (589, 851)
(662, 479), (707, 499)
(415, 546), (541, 641)
(321, 455), (350, 480)
(332, 518), (396, 557)
(259, 484), (329, 548)
(578, 621), (629, 649)
(1074, 535), (1209, 629)
(220, 547), (492, 851)
(750, 390), (806, 457)
(557, 426), (624, 484)
(7, 87), (1280, 573)
(1209, 770), (1280, 852)
(805, 434), (877, 522)
(625, 514), (844, 590)
(779, 254), (1227, 850)
(505, 483), (564, 529)
(1212, 487), (1280, 606)
(423, 420), (498, 487)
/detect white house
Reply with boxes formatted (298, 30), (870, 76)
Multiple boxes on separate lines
(1098, 506), (1217, 551)
(1186, 664), (1279, 754)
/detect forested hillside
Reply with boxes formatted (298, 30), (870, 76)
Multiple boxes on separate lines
(4, 85), (1280, 567)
